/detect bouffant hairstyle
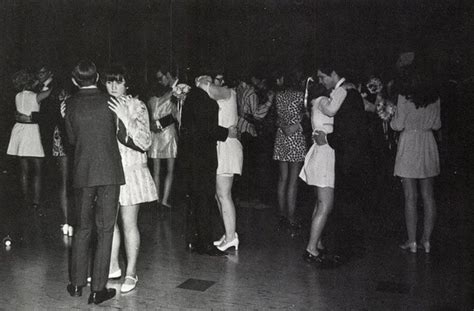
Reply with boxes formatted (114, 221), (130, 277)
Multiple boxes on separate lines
(12, 69), (36, 92)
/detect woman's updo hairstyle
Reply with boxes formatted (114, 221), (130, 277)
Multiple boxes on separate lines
(12, 69), (36, 92)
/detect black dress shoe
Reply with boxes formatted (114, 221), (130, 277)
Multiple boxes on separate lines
(197, 244), (227, 256)
(88, 288), (116, 305)
(66, 284), (83, 297)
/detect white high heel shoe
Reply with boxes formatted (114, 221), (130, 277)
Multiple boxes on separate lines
(213, 235), (225, 246)
(399, 241), (417, 253)
(419, 240), (431, 254)
(61, 224), (69, 235)
(214, 232), (238, 246)
(61, 224), (74, 237)
(217, 235), (239, 251)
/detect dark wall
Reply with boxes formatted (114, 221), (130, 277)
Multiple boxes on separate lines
(0, 0), (473, 154)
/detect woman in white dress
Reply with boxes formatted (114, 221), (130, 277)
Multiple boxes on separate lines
(104, 65), (158, 293)
(198, 76), (243, 251)
(390, 68), (441, 254)
(299, 88), (335, 264)
(7, 69), (51, 210)
(147, 69), (179, 208)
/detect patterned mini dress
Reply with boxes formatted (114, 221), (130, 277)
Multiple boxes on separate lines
(272, 90), (307, 162)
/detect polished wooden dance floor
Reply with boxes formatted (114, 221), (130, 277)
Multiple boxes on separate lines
(0, 160), (471, 310)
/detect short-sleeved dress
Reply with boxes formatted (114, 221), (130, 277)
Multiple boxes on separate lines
(7, 90), (45, 157)
(299, 97), (335, 188)
(118, 96), (158, 206)
(216, 89), (243, 175)
(273, 90), (307, 162)
(390, 95), (441, 178)
(147, 93), (178, 159)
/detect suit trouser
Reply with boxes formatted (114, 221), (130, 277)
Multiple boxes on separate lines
(186, 167), (218, 248)
(328, 165), (370, 254)
(70, 185), (120, 291)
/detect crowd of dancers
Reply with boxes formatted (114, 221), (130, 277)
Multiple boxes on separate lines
(6, 52), (441, 304)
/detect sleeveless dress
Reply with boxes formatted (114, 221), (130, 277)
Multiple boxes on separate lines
(299, 97), (335, 188)
(147, 93), (178, 159)
(7, 90), (45, 157)
(216, 89), (243, 175)
(118, 96), (158, 206)
(273, 90), (307, 162)
(390, 95), (441, 178)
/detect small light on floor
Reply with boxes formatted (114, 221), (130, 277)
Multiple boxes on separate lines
(3, 235), (12, 247)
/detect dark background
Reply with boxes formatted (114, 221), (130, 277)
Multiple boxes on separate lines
(1, 0), (473, 160)
(1, 0), (472, 82)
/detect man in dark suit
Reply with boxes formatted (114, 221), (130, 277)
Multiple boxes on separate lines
(179, 74), (238, 256)
(32, 65), (63, 158)
(64, 60), (124, 304)
(314, 62), (371, 262)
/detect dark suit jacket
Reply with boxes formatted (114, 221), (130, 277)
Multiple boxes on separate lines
(327, 88), (370, 178)
(179, 87), (228, 172)
(65, 88), (125, 188)
(32, 80), (67, 157)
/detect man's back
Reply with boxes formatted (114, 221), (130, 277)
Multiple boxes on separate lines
(65, 88), (124, 188)
(179, 87), (227, 170)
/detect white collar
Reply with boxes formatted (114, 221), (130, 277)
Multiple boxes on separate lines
(172, 79), (179, 88)
(43, 77), (53, 87)
(334, 78), (346, 90)
(80, 85), (98, 89)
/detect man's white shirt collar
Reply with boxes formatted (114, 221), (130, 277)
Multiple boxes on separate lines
(41, 77), (53, 91)
(334, 77), (346, 90)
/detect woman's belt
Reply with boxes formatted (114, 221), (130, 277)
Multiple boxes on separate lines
(16, 121), (38, 124)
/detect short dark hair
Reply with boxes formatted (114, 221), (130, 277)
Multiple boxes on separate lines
(72, 60), (97, 87)
(101, 64), (130, 85)
(12, 69), (36, 92)
(157, 62), (179, 79)
(317, 55), (352, 80)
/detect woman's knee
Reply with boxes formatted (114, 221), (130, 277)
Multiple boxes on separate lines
(317, 199), (333, 215)
(216, 186), (230, 202)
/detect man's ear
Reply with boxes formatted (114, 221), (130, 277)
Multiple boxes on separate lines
(96, 73), (100, 83)
(71, 78), (79, 87)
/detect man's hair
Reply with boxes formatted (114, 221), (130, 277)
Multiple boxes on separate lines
(318, 55), (358, 82)
(72, 60), (98, 87)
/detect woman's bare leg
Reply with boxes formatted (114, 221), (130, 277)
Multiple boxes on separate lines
(277, 161), (289, 218)
(121, 204), (140, 277)
(31, 157), (43, 204)
(216, 175), (236, 241)
(306, 187), (334, 255)
(57, 156), (69, 223)
(152, 159), (161, 203)
(401, 178), (418, 243)
(161, 158), (175, 207)
(287, 161), (303, 223)
(419, 177), (436, 243)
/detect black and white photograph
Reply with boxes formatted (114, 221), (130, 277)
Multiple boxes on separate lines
(0, 0), (472, 309)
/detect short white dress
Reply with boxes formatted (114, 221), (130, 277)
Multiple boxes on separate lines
(216, 89), (243, 175)
(390, 95), (441, 178)
(147, 93), (178, 159)
(118, 96), (158, 206)
(299, 97), (335, 188)
(7, 90), (45, 157)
